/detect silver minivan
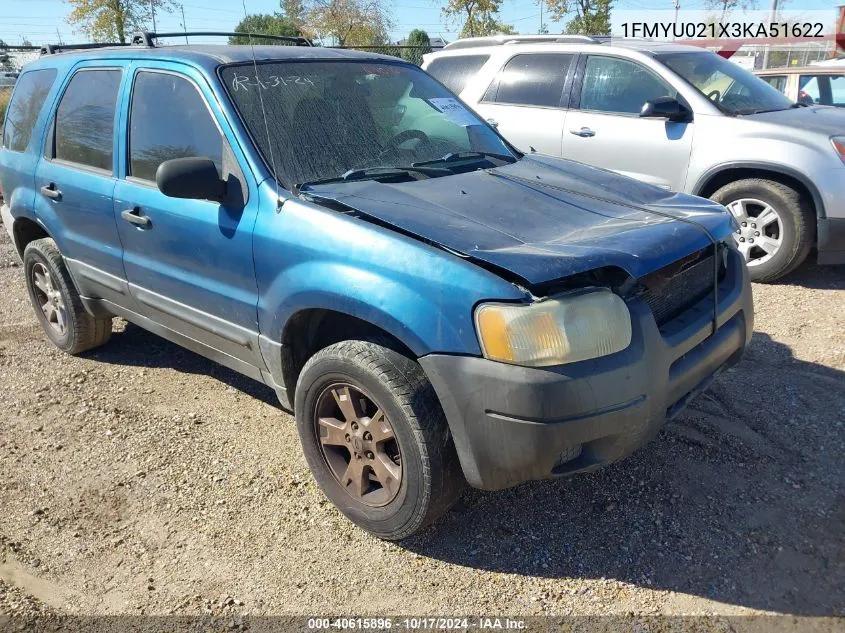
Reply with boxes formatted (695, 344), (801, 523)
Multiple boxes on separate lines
(424, 36), (845, 281)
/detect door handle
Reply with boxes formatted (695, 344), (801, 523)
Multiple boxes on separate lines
(40, 183), (62, 200)
(121, 207), (152, 229)
(486, 118), (498, 128)
(570, 127), (596, 138)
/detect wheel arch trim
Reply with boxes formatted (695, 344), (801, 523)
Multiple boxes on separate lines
(691, 162), (826, 220)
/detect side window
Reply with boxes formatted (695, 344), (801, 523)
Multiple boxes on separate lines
(485, 53), (574, 108)
(54, 69), (121, 171)
(798, 75), (821, 104)
(425, 55), (489, 94)
(761, 75), (787, 94)
(2, 69), (57, 153)
(129, 71), (223, 182)
(580, 56), (676, 115)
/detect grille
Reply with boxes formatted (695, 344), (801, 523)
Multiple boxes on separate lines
(635, 246), (721, 327)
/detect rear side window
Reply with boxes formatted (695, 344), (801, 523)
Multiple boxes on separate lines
(54, 69), (121, 171)
(426, 55), (489, 94)
(484, 53), (574, 107)
(128, 71), (223, 182)
(2, 69), (57, 153)
(760, 75), (787, 94)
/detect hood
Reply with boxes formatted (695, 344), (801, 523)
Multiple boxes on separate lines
(746, 105), (845, 135)
(305, 155), (736, 286)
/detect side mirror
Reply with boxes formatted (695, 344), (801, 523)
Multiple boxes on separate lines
(156, 157), (227, 202)
(640, 96), (692, 122)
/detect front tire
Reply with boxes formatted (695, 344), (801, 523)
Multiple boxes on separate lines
(711, 178), (815, 282)
(23, 238), (113, 354)
(294, 340), (464, 540)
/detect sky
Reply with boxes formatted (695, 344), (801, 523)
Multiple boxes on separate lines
(1, 0), (842, 48)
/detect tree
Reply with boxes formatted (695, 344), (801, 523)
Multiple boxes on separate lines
(229, 13), (301, 45)
(443, 0), (515, 38)
(281, 0), (306, 30)
(67, 0), (177, 43)
(303, 0), (392, 46)
(541, 0), (612, 35)
(705, 0), (755, 21)
(0, 40), (11, 72)
(401, 29), (432, 66)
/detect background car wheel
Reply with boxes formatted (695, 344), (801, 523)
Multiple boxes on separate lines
(711, 178), (815, 282)
(23, 238), (113, 354)
(294, 339), (464, 540)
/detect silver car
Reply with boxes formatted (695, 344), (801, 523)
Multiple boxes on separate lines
(423, 36), (845, 281)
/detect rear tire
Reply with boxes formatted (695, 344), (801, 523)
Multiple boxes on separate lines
(711, 178), (815, 282)
(294, 339), (464, 540)
(23, 238), (112, 354)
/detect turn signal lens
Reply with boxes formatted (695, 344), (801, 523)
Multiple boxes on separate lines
(832, 136), (845, 165)
(474, 289), (632, 367)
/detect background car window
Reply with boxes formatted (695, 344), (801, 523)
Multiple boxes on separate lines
(799, 74), (845, 106)
(129, 71), (223, 182)
(760, 75), (787, 94)
(425, 55), (489, 94)
(580, 56), (676, 114)
(2, 69), (57, 153)
(486, 53), (574, 107)
(54, 70), (121, 171)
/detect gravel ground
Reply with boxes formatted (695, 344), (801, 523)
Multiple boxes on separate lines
(0, 222), (843, 618)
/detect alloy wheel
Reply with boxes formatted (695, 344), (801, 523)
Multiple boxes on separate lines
(314, 383), (402, 507)
(31, 262), (68, 337)
(725, 198), (783, 267)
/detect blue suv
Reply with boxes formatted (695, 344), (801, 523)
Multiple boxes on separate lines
(0, 34), (753, 539)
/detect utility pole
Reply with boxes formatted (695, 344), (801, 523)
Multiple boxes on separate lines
(762, 0), (778, 69)
(181, 5), (188, 44)
(673, 0), (680, 39)
(150, 0), (157, 32)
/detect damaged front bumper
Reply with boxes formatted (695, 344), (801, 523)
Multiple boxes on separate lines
(419, 247), (753, 491)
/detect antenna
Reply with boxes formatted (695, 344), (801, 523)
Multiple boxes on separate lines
(240, 0), (283, 207)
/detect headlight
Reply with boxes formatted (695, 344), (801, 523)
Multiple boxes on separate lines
(474, 288), (632, 367)
(832, 136), (845, 165)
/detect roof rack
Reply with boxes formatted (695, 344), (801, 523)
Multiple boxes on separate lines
(131, 31), (313, 47)
(41, 41), (130, 55)
(442, 34), (606, 50)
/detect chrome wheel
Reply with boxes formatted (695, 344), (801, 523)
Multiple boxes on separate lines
(314, 383), (402, 507)
(31, 262), (68, 337)
(726, 198), (783, 267)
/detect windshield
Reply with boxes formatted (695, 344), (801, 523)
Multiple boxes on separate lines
(659, 52), (794, 115)
(220, 60), (516, 189)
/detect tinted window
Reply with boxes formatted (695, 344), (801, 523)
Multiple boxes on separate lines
(2, 69), (57, 152)
(55, 70), (121, 170)
(487, 53), (573, 107)
(129, 71), (223, 182)
(580, 56), (676, 114)
(760, 75), (787, 94)
(426, 55), (489, 94)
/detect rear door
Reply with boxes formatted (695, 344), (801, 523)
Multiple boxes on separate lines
(471, 52), (575, 156)
(561, 54), (693, 191)
(112, 62), (262, 368)
(33, 63), (131, 305)
(798, 72), (845, 106)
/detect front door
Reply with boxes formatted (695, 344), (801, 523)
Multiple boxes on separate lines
(561, 55), (693, 191)
(112, 64), (261, 368)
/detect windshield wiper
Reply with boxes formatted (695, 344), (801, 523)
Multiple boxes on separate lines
(791, 102), (810, 108)
(736, 106), (791, 115)
(412, 151), (517, 168)
(295, 165), (450, 194)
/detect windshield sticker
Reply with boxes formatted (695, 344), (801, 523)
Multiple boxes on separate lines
(428, 98), (479, 127)
(231, 73), (316, 91)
